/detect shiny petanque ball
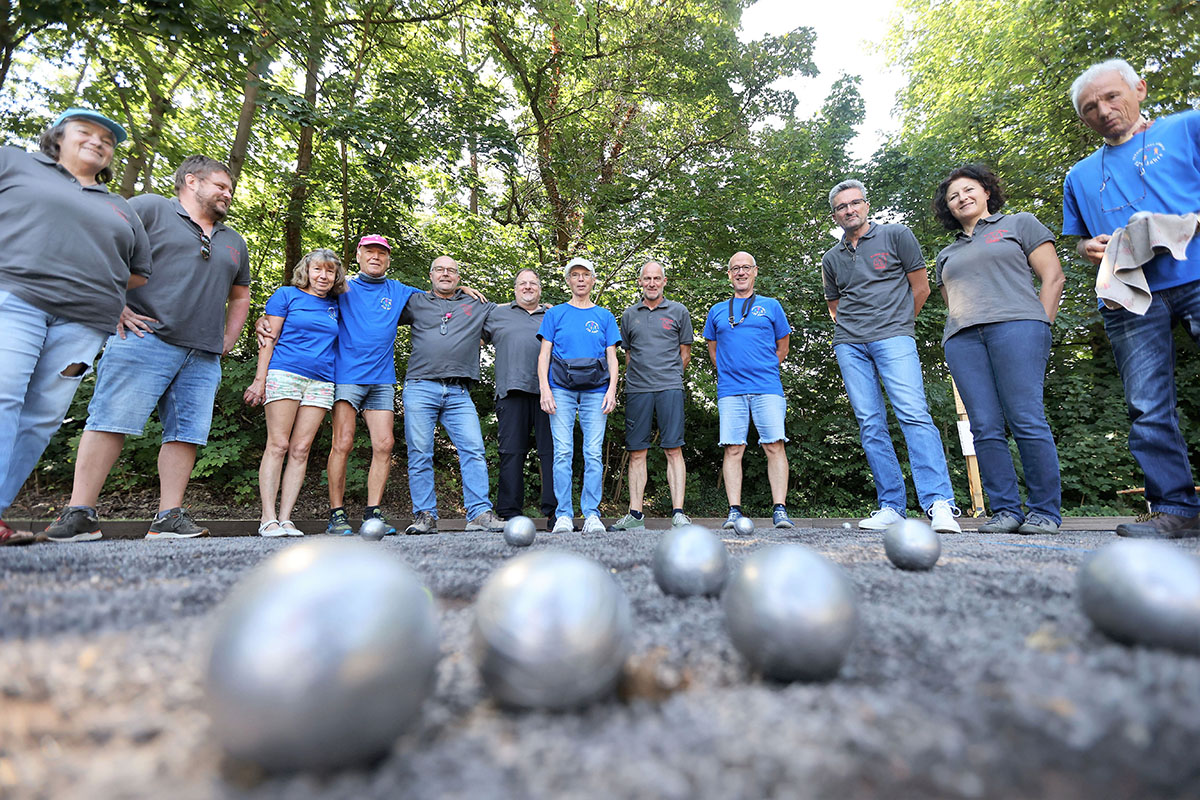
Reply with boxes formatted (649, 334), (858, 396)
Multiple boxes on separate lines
(723, 544), (858, 681)
(732, 515), (756, 537)
(205, 540), (440, 772)
(359, 517), (389, 541)
(473, 550), (632, 710)
(653, 525), (730, 597)
(883, 519), (942, 571)
(1078, 539), (1200, 655)
(502, 515), (537, 547)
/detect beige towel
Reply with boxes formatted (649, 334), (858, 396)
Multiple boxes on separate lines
(1096, 212), (1200, 314)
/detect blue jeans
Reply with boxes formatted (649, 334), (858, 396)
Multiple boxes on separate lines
(1102, 281), (1200, 515)
(549, 388), (607, 519)
(835, 336), (955, 512)
(402, 379), (492, 519)
(0, 290), (107, 516)
(943, 320), (1061, 523)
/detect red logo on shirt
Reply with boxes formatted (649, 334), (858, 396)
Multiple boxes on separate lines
(225, 245), (240, 265)
(461, 303), (472, 316)
(871, 252), (890, 271)
(103, 200), (129, 222)
(984, 229), (1010, 244)
(661, 318), (675, 331)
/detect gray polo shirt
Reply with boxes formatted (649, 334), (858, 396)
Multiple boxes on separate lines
(935, 212), (1056, 344)
(126, 195), (250, 354)
(483, 302), (546, 398)
(400, 289), (495, 381)
(0, 148), (152, 333)
(619, 298), (694, 393)
(821, 222), (926, 346)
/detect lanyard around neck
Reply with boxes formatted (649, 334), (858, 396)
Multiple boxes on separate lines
(728, 293), (756, 327)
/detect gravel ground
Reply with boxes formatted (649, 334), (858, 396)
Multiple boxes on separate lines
(3, 527), (1200, 800)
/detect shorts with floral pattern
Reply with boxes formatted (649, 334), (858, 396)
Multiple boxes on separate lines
(265, 369), (335, 409)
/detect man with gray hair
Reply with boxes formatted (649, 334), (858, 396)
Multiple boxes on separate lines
(1063, 58), (1200, 539)
(610, 260), (693, 530)
(822, 178), (961, 533)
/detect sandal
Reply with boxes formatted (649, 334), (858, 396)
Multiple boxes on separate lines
(258, 519), (285, 537)
(279, 520), (304, 537)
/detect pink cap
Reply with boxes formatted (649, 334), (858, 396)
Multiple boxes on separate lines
(357, 234), (391, 250)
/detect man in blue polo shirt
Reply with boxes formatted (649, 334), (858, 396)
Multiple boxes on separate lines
(1063, 59), (1200, 540)
(702, 251), (795, 529)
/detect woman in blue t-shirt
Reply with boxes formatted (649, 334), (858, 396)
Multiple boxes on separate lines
(536, 257), (621, 534)
(244, 249), (346, 536)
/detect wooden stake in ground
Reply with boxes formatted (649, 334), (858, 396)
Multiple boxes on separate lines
(951, 378), (986, 517)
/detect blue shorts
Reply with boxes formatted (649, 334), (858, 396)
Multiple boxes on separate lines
(334, 383), (395, 412)
(85, 333), (222, 445)
(718, 393), (788, 446)
(625, 389), (685, 450)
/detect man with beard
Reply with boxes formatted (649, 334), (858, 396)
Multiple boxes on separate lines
(45, 156), (250, 541)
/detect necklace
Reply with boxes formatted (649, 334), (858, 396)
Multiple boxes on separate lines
(728, 293), (756, 327)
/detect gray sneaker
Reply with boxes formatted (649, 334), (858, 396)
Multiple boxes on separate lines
(610, 512), (646, 531)
(405, 511), (438, 535)
(45, 507), (103, 543)
(145, 507), (209, 539)
(466, 509), (505, 532)
(671, 511), (692, 528)
(978, 511), (1022, 533)
(1017, 513), (1060, 535)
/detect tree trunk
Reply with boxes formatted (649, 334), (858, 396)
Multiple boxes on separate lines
(283, 0), (326, 284)
(228, 55), (269, 194)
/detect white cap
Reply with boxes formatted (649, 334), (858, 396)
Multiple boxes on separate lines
(563, 257), (596, 280)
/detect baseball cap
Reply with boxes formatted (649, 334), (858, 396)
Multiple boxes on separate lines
(357, 234), (391, 250)
(51, 108), (127, 144)
(563, 256), (595, 280)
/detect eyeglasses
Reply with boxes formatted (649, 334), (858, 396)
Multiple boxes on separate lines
(832, 198), (866, 214)
(728, 265), (755, 274)
(200, 233), (211, 261)
(1099, 127), (1148, 214)
(432, 266), (459, 276)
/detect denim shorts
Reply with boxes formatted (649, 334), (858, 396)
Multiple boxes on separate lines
(265, 369), (335, 409)
(334, 383), (395, 412)
(718, 393), (788, 446)
(85, 333), (222, 445)
(625, 389), (685, 450)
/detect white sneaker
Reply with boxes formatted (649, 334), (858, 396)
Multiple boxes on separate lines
(859, 507), (905, 530)
(582, 514), (606, 534)
(552, 516), (574, 534)
(928, 499), (962, 533)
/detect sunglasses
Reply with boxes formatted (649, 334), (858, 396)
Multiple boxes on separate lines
(200, 233), (211, 261)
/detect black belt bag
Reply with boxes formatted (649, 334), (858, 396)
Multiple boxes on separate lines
(550, 354), (609, 391)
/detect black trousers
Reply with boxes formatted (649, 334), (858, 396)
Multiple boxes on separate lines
(495, 391), (555, 518)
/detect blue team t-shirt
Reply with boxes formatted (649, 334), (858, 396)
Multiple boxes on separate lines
(1063, 109), (1200, 293)
(335, 276), (419, 384)
(702, 295), (791, 398)
(536, 303), (621, 393)
(264, 286), (339, 381)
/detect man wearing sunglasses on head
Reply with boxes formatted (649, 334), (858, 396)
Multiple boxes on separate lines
(400, 255), (503, 535)
(702, 251), (795, 530)
(1064, 58), (1200, 539)
(46, 156), (250, 542)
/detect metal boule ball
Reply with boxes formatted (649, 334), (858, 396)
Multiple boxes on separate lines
(205, 540), (440, 772)
(473, 550), (632, 710)
(883, 519), (941, 571)
(503, 515), (537, 547)
(723, 544), (858, 681)
(653, 525), (729, 597)
(1078, 539), (1200, 655)
(732, 515), (756, 537)
(359, 517), (389, 541)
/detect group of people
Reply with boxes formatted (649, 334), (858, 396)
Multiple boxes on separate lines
(1, 57), (1197, 545)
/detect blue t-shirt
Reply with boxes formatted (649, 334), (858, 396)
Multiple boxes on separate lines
(702, 295), (791, 398)
(1063, 109), (1200, 292)
(335, 276), (419, 384)
(536, 303), (621, 393)
(264, 286), (339, 381)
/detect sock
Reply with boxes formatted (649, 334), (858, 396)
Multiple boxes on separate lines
(330, 506), (345, 516)
(730, 505), (742, 514)
(672, 508), (685, 516)
(773, 503), (786, 512)
(363, 505), (379, 519)
(629, 509), (644, 519)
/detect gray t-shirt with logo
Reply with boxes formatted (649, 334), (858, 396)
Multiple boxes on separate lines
(619, 298), (694, 393)
(0, 148), (152, 333)
(821, 221), (926, 346)
(935, 212), (1055, 344)
(127, 194), (250, 354)
(483, 302), (546, 398)
(400, 289), (495, 381)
